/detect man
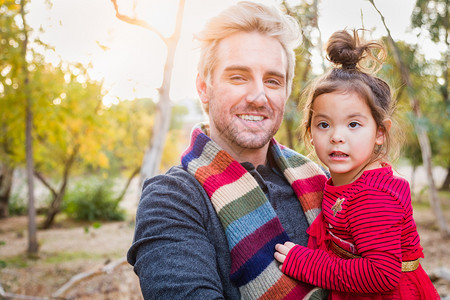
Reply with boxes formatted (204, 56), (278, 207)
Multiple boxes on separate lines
(127, 2), (327, 299)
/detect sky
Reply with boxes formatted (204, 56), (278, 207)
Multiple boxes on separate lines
(26, 0), (440, 106)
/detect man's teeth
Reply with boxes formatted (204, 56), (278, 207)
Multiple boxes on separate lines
(238, 115), (264, 121)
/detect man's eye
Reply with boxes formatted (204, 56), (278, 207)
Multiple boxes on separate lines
(349, 122), (361, 128)
(266, 79), (281, 86)
(318, 122), (329, 129)
(230, 75), (245, 81)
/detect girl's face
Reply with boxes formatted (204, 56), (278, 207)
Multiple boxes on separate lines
(310, 91), (386, 186)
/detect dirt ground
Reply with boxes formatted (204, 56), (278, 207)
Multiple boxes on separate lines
(1, 167), (449, 299)
(0, 216), (143, 299)
(0, 206), (449, 299)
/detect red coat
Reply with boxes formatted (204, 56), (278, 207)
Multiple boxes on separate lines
(282, 165), (439, 299)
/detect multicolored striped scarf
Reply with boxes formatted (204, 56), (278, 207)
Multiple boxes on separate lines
(181, 124), (328, 299)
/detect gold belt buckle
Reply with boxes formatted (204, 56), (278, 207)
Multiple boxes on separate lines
(401, 259), (419, 272)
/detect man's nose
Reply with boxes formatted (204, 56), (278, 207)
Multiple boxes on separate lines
(246, 80), (267, 105)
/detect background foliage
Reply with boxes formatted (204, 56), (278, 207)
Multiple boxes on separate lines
(0, 0), (448, 225)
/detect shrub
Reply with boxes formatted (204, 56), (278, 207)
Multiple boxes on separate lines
(8, 193), (27, 216)
(63, 179), (125, 221)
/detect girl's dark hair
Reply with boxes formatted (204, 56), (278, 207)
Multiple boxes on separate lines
(302, 29), (401, 163)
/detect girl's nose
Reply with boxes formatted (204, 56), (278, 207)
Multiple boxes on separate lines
(330, 133), (344, 144)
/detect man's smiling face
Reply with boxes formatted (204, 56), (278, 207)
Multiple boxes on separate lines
(199, 31), (288, 154)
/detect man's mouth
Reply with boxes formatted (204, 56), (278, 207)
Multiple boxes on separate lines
(237, 114), (265, 122)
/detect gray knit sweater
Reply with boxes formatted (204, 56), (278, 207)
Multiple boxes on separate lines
(127, 163), (310, 299)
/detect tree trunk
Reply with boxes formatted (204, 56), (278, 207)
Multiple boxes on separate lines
(20, 0), (38, 254)
(438, 3), (449, 191)
(284, 120), (295, 150)
(114, 167), (140, 204)
(440, 166), (450, 191)
(414, 127), (449, 234)
(41, 191), (65, 229)
(410, 164), (416, 197)
(139, 1), (185, 184)
(312, 0), (326, 72)
(39, 144), (79, 229)
(25, 49), (38, 254)
(111, 0), (185, 187)
(0, 163), (14, 218)
(370, 0), (450, 237)
(139, 78), (173, 183)
(442, 0), (448, 106)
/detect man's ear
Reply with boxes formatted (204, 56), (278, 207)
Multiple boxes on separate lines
(376, 119), (392, 145)
(196, 74), (209, 104)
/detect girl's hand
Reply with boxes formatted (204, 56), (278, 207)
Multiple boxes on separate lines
(274, 242), (296, 269)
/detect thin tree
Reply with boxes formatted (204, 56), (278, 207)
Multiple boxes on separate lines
(281, 0), (324, 150)
(34, 70), (104, 229)
(37, 144), (80, 229)
(411, 0), (449, 190)
(369, 0), (450, 237)
(20, 0), (38, 254)
(0, 162), (14, 218)
(111, 0), (185, 185)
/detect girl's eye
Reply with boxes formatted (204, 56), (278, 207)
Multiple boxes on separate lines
(318, 122), (329, 129)
(349, 122), (361, 128)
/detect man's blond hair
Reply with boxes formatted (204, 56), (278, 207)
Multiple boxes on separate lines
(195, 1), (300, 113)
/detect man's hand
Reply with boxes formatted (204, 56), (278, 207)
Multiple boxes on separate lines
(274, 241), (296, 270)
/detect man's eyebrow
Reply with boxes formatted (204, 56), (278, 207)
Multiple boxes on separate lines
(223, 65), (250, 73)
(266, 70), (285, 79)
(224, 65), (285, 77)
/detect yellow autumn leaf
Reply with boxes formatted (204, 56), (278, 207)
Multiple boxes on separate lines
(97, 152), (109, 169)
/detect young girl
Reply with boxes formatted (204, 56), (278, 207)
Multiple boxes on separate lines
(274, 29), (439, 299)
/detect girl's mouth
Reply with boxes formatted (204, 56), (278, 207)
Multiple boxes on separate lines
(330, 151), (348, 159)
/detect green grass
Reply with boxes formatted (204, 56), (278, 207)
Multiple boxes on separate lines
(1, 254), (30, 268)
(42, 251), (113, 264)
(1, 250), (124, 269)
(411, 189), (450, 209)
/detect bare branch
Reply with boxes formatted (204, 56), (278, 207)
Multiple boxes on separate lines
(0, 258), (128, 299)
(281, 1), (314, 55)
(114, 166), (140, 204)
(34, 171), (57, 197)
(169, 0), (185, 41)
(367, 0), (393, 40)
(110, 0), (167, 42)
(52, 257), (128, 298)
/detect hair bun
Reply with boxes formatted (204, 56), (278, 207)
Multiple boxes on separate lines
(325, 29), (386, 72)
